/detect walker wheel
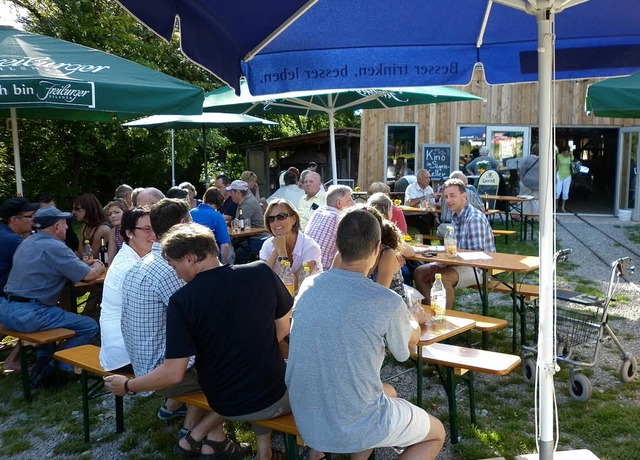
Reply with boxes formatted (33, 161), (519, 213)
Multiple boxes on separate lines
(568, 373), (592, 402)
(523, 357), (537, 385)
(620, 357), (637, 383)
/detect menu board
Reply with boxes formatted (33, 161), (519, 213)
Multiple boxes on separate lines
(422, 144), (451, 182)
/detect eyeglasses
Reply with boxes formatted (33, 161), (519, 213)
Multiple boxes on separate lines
(73, 206), (83, 211)
(134, 226), (154, 233)
(267, 212), (290, 223)
(16, 214), (34, 219)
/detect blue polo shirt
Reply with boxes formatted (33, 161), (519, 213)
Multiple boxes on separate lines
(190, 203), (232, 248)
(0, 223), (24, 292)
(5, 231), (90, 305)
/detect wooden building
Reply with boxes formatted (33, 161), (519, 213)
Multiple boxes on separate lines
(358, 68), (640, 217)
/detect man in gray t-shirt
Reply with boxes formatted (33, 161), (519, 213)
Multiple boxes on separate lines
(286, 209), (444, 458)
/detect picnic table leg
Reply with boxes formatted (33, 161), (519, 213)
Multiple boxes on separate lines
(481, 270), (489, 349)
(19, 341), (31, 401)
(444, 367), (459, 443)
(284, 433), (299, 460)
(416, 346), (424, 407)
(115, 394), (125, 433)
(81, 370), (90, 443)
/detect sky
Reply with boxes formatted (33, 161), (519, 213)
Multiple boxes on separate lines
(0, 1), (25, 29)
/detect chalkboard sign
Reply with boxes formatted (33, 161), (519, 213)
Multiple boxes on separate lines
(422, 144), (451, 182)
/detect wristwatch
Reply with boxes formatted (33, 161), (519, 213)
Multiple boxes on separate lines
(124, 378), (137, 395)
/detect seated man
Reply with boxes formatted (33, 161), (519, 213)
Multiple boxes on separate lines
(106, 223), (293, 460)
(414, 178), (495, 308)
(436, 170), (484, 237)
(0, 206), (104, 384)
(227, 180), (268, 264)
(286, 208), (445, 459)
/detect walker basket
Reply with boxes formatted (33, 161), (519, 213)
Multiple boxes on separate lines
(555, 305), (600, 351)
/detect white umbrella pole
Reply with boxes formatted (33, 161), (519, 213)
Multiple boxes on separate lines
(536, 7), (556, 460)
(10, 108), (23, 196)
(329, 111), (338, 185)
(171, 129), (176, 186)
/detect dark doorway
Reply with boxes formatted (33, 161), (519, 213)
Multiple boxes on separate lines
(532, 127), (619, 215)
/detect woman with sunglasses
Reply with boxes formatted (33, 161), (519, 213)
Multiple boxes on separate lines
(72, 193), (111, 260)
(99, 207), (156, 373)
(259, 199), (322, 278)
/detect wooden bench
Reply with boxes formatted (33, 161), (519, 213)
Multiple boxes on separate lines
(414, 343), (521, 443)
(445, 309), (508, 333)
(54, 344), (132, 442)
(175, 392), (303, 460)
(492, 228), (517, 243)
(469, 279), (539, 350)
(0, 326), (75, 401)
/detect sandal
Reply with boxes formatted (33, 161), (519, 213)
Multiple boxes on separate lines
(200, 437), (252, 460)
(267, 448), (286, 460)
(174, 430), (202, 458)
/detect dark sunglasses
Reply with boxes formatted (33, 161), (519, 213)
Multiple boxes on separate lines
(267, 212), (290, 223)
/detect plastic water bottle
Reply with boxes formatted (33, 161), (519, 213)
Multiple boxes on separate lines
(430, 273), (446, 322)
(280, 260), (295, 296)
(82, 239), (93, 262)
(444, 226), (457, 258)
(296, 262), (311, 294)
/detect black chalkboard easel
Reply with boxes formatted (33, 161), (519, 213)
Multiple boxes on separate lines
(422, 144), (451, 182)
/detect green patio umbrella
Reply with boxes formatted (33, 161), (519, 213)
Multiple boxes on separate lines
(203, 80), (482, 185)
(0, 25), (204, 195)
(122, 113), (277, 186)
(585, 73), (640, 119)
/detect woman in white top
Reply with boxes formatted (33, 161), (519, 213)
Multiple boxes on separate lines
(99, 207), (156, 372)
(259, 199), (322, 277)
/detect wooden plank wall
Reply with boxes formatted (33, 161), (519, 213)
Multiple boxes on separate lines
(358, 69), (640, 188)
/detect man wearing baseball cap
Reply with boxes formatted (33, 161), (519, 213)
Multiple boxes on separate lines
(227, 180), (268, 264)
(0, 197), (39, 291)
(0, 197), (39, 372)
(0, 206), (105, 386)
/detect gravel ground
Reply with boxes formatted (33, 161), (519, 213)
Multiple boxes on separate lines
(1, 215), (638, 460)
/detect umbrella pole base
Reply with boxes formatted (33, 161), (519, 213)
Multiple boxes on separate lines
(515, 449), (600, 460)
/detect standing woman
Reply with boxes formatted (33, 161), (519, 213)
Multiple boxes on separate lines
(73, 193), (111, 259)
(556, 146), (573, 213)
(259, 199), (322, 277)
(104, 199), (128, 263)
(99, 208), (156, 373)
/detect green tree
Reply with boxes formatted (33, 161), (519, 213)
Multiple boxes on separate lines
(0, 0), (361, 205)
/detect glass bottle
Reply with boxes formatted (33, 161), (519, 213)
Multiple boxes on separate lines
(430, 273), (446, 322)
(444, 226), (457, 258)
(238, 209), (245, 231)
(82, 239), (93, 262)
(99, 237), (109, 266)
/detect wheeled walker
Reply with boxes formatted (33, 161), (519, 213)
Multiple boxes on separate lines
(522, 252), (637, 401)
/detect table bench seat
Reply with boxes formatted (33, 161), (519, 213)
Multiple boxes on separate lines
(445, 310), (508, 333)
(414, 342), (521, 443)
(174, 392), (303, 460)
(54, 344), (132, 442)
(0, 326), (75, 401)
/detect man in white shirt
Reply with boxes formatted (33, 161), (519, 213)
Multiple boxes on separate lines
(267, 170), (305, 208)
(297, 172), (327, 231)
(404, 169), (436, 233)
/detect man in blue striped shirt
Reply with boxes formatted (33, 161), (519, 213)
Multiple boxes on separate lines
(414, 178), (495, 308)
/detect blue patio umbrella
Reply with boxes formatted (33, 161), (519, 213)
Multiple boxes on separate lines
(116, 1), (640, 457)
